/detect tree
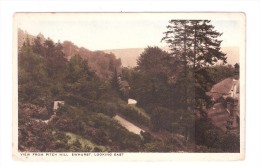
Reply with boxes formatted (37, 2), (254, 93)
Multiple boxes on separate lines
(64, 55), (100, 106)
(110, 68), (120, 93)
(135, 47), (184, 107)
(137, 46), (172, 74)
(162, 20), (227, 69)
(162, 21), (193, 108)
(18, 45), (51, 106)
(32, 36), (44, 56)
(31, 37), (67, 99)
(234, 63), (239, 79)
(162, 20), (227, 108)
(191, 20), (227, 68)
(162, 20), (193, 75)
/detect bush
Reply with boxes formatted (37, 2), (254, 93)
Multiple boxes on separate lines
(204, 129), (222, 148)
(221, 132), (240, 152)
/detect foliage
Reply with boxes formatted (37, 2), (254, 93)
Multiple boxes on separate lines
(54, 104), (143, 152)
(63, 41), (121, 80)
(206, 65), (235, 84)
(110, 68), (120, 93)
(18, 119), (70, 152)
(65, 132), (107, 152)
(143, 141), (176, 152)
(18, 25), (239, 152)
(194, 117), (240, 152)
(150, 106), (194, 140)
(18, 46), (52, 106)
(124, 47), (183, 109)
(64, 55), (101, 106)
(162, 20), (227, 68)
(161, 20), (228, 108)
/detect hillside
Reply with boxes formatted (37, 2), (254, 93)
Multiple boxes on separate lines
(18, 29), (121, 80)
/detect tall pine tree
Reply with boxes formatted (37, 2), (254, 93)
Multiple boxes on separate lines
(162, 20), (226, 69)
(162, 20), (227, 108)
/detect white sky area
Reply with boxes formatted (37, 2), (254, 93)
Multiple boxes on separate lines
(16, 13), (244, 51)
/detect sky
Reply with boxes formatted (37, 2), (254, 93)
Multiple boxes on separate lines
(15, 13), (244, 51)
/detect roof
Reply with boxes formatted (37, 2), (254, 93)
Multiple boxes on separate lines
(206, 77), (239, 100)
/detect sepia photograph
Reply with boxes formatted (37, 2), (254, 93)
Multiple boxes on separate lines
(13, 13), (245, 161)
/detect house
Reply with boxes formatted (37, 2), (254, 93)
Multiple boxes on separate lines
(206, 77), (240, 132)
(206, 78), (239, 101)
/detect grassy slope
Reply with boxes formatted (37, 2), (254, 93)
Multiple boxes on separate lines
(65, 132), (108, 152)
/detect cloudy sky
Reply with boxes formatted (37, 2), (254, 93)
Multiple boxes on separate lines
(16, 13), (244, 51)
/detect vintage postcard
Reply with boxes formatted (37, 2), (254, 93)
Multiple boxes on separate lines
(13, 13), (245, 161)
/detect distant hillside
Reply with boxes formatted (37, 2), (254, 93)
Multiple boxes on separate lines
(104, 47), (240, 67)
(104, 48), (144, 67)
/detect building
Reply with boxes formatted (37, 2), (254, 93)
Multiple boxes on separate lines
(206, 77), (240, 132)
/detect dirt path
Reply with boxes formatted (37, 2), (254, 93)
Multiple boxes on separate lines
(113, 115), (145, 135)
